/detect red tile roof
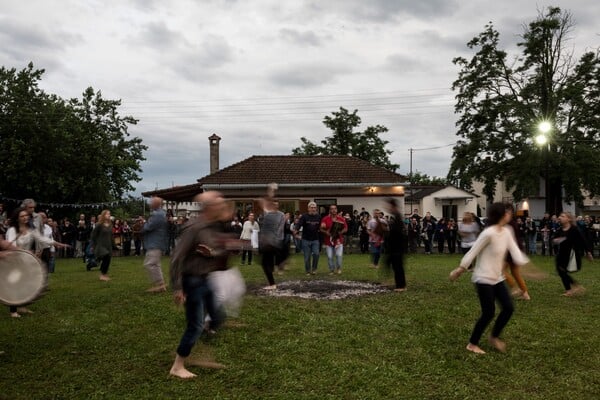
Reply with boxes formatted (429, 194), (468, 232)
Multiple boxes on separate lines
(196, 155), (407, 185)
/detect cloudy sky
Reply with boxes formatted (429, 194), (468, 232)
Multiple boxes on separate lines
(1, 0), (598, 197)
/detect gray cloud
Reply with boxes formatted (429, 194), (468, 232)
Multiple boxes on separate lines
(384, 54), (423, 73)
(303, 0), (458, 23)
(279, 28), (324, 47)
(131, 25), (235, 82)
(134, 21), (187, 49)
(269, 63), (351, 88)
(0, 18), (82, 72)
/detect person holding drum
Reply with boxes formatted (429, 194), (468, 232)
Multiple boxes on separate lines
(320, 204), (348, 275)
(5, 207), (69, 317)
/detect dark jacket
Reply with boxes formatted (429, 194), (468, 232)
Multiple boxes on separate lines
(169, 218), (229, 291)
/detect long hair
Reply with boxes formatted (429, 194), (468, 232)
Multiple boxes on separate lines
(486, 203), (507, 226)
(560, 212), (576, 227)
(98, 210), (112, 226)
(10, 207), (28, 230)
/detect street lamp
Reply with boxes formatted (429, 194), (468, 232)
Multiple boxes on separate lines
(536, 120), (553, 215)
(535, 120), (552, 145)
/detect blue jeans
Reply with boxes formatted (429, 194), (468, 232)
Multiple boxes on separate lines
(528, 235), (537, 254)
(302, 239), (320, 273)
(370, 243), (382, 266)
(326, 245), (343, 271)
(176, 275), (222, 357)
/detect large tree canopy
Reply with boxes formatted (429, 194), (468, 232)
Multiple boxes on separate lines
(448, 7), (600, 215)
(292, 107), (399, 171)
(0, 63), (147, 203)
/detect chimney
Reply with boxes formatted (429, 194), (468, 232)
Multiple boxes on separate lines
(208, 134), (221, 174)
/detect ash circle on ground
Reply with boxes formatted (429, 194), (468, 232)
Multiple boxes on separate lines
(252, 280), (391, 300)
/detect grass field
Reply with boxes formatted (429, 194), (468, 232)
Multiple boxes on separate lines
(1, 251), (599, 399)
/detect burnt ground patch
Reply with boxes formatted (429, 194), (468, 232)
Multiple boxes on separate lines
(250, 279), (391, 300)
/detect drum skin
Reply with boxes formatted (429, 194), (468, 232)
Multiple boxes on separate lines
(0, 250), (46, 306)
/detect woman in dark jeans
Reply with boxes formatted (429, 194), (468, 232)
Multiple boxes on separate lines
(450, 203), (528, 354)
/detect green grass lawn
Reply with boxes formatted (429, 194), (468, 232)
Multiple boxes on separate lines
(1, 252), (599, 399)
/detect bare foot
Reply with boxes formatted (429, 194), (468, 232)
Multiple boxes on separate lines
(394, 288), (407, 292)
(99, 275), (111, 281)
(561, 290), (574, 297)
(466, 343), (486, 354)
(488, 337), (506, 353)
(263, 285), (277, 290)
(520, 292), (531, 300)
(10, 312), (21, 318)
(17, 307), (34, 314)
(169, 366), (197, 379)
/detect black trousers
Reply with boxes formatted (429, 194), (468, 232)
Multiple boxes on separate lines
(260, 249), (278, 285)
(556, 265), (575, 291)
(97, 255), (111, 275)
(387, 253), (406, 289)
(469, 281), (514, 345)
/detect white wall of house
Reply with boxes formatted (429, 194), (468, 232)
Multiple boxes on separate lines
(419, 186), (477, 220)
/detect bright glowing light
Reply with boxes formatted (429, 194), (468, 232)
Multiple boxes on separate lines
(538, 121), (552, 134)
(535, 134), (548, 146)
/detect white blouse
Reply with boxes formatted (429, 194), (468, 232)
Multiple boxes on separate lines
(6, 227), (54, 251)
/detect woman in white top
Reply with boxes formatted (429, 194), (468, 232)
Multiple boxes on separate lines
(450, 203), (529, 354)
(239, 212), (259, 265)
(5, 207), (68, 317)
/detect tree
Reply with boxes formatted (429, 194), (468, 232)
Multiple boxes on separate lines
(0, 63), (147, 203)
(292, 107), (399, 171)
(448, 7), (600, 215)
(408, 171), (448, 186)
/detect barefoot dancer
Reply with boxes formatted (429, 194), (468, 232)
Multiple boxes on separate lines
(169, 191), (228, 379)
(553, 212), (593, 297)
(450, 203), (529, 354)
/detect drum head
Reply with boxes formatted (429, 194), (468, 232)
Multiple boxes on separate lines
(0, 250), (46, 306)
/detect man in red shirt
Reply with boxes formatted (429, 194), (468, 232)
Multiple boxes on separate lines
(320, 205), (348, 275)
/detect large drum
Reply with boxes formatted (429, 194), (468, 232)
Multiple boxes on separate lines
(0, 250), (46, 306)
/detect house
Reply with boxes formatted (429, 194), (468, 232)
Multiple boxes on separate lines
(142, 135), (409, 218)
(404, 185), (478, 221)
(470, 179), (577, 219)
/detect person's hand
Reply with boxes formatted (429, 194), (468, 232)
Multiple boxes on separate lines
(173, 290), (185, 305)
(449, 267), (464, 281)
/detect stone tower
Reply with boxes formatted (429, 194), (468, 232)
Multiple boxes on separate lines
(208, 134), (221, 174)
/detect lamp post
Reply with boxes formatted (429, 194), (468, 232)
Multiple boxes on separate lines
(535, 121), (552, 215)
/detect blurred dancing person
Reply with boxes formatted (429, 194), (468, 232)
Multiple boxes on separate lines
(383, 198), (408, 292)
(450, 203), (529, 354)
(90, 210), (114, 281)
(553, 212), (593, 297)
(142, 197), (169, 292)
(169, 191), (229, 379)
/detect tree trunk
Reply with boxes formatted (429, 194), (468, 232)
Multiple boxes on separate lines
(546, 177), (563, 216)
